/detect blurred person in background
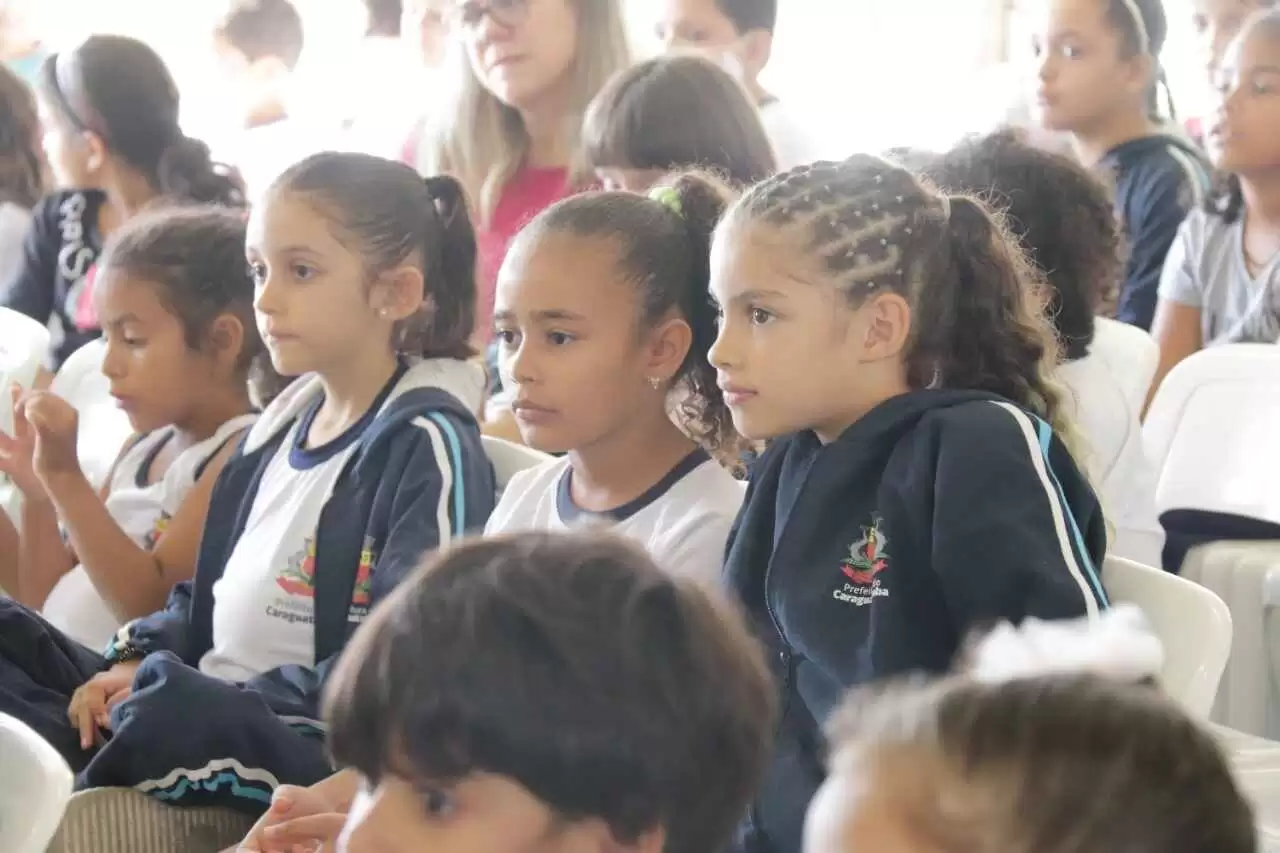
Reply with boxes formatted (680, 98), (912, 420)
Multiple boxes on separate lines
(0, 62), (43, 286)
(213, 0), (322, 201)
(0, 0), (47, 86)
(0, 35), (244, 368)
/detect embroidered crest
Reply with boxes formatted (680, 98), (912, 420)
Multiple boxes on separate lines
(834, 515), (891, 607)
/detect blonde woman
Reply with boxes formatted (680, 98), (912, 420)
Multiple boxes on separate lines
(415, 0), (632, 334)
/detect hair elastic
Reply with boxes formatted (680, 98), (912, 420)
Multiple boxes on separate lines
(649, 185), (684, 219)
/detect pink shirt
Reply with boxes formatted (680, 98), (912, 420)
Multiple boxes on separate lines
(476, 167), (574, 336)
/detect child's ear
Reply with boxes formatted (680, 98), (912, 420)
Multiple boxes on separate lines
(740, 27), (774, 81)
(82, 131), (108, 174)
(645, 314), (693, 384)
(208, 312), (246, 366)
(373, 265), (427, 323)
(1121, 51), (1155, 102)
(859, 292), (911, 362)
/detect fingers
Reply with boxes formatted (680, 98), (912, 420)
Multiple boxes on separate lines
(76, 704), (98, 750)
(262, 813), (347, 847)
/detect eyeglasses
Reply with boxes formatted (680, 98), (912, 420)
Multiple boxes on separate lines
(449, 0), (529, 30)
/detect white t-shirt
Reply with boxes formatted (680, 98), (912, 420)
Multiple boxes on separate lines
(1158, 208), (1280, 345)
(1056, 353), (1165, 567)
(199, 414), (365, 683)
(42, 413), (257, 651)
(485, 449), (743, 587)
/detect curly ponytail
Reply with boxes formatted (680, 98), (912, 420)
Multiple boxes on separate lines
(511, 172), (742, 462)
(156, 136), (246, 208)
(919, 195), (1073, 443)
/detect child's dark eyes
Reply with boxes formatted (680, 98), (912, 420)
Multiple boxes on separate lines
(547, 331), (574, 346)
(291, 263), (316, 281)
(749, 307), (775, 326)
(248, 262), (266, 285)
(494, 328), (519, 346)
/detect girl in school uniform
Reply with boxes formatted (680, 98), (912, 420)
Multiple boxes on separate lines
(702, 155), (1109, 853)
(2, 35), (243, 368)
(0, 152), (494, 813)
(486, 176), (746, 586)
(0, 208), (261, 651)
(1152, 9), (1280, 397)
(1028, 0), (1210, 330)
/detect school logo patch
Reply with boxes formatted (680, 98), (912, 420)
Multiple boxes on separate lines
(346, 536), (378, 624)
(275, 539), (317, 599)
(833, 515), (891, 607)
(143, 512), (171, 550)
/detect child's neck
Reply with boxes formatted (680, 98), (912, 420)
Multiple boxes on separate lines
(567, 411), (699, 514)
(1241, 170), (1280, 229)
(1071, 110), (1157, 167)
(310, 349), (401, 445)
(171, 386), (254, 452)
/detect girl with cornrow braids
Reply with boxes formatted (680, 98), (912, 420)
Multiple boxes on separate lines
(705, 154), (1110, 853)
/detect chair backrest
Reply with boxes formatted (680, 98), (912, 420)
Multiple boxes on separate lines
(1143, 344), (1280, 524)
(0, 307), (50, 437)
(0, 713), (74, 853)
(50, 339), (133, 488)
(1090, 316), (1160, 412)
(1103, 556), (1233, 716)
(481, 435), (551, 494)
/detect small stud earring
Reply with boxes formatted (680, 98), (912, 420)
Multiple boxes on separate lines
(379, 308), (391, 319)
(648, 376), (663, 390)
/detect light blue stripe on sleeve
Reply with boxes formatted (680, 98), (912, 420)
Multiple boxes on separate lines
(425, 412), (467, 533)
(1035, 418), (1109, 607)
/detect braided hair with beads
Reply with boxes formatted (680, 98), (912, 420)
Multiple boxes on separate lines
(717, 154), (1075, 445)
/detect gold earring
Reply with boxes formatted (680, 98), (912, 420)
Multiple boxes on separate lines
(648, 376), (663, 390)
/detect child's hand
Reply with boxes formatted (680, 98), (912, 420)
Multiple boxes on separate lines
(0, 384), (43, 496)
(237, 785), (345, 852)
(20, 390), (84, 487)
(67, 661), (141, 749)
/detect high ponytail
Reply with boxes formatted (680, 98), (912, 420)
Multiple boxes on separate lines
(273, 153), (479, 362)
(511, 173), (742, 461)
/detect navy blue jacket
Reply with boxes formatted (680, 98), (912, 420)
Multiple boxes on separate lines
(727, 390), (1109, 853)
(105, 359), (495, 724)
(1104, 134), (1210, 330)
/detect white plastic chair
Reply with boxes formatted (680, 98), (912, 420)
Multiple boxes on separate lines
(1143, 344), (1280, 524)
(1103, 556), (1233, 717)
(49, 339), (132, 489)
(0, 306), (49, 438)
(1089, 316), (1160, 414)
(481, 435), (551, 494)
(0, 712), (74, 853)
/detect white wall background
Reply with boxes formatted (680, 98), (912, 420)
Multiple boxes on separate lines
(11, 0), (1210, 157)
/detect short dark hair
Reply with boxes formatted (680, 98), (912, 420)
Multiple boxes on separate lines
(715, 0), (777, 33)
(920, 130), (1122, 362)
(216, 0), (305, 70)
(828, 674), (1256, 853)
(364, 0), (402, 36)
(512, 173), (741, 459)
(273, 152), (477, 361)
(100, 206), (282, 403)
(37, 35), (245, 208)
(326, 532), (777, 853)
(584, 54), (777, 188)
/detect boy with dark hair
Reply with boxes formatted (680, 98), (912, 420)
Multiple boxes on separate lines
(214, 0), (304, 129)
(213, 0), (320, 200)
(654, 0), (814, 169)
(234, 532), (777, 853)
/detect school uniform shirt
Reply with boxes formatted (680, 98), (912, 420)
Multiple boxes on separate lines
(0, 189), (107, 368)
(41, 414), (257, 652)
(1159, 208), (1280, 345)
(1056, 353), (1164, 566)
(106, 357), (495, 726)
(1102, 134), (1210, 331)
(726, 389), (1108, 853)
(485, 449), (743, 587)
